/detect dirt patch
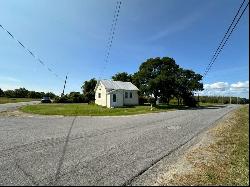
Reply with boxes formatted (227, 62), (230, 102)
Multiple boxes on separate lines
(0, 110), (65, 118)
(0, 110), (33, 117)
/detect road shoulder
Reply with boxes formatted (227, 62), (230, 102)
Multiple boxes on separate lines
(131, 105), (249, 186)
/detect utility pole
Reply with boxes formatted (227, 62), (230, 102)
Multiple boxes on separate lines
(230, 96), (231, 104)
(237, 96), (239, 104)
(61, 74), (68, 97)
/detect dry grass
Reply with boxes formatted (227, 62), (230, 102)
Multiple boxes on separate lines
(156, 105), (249, 186)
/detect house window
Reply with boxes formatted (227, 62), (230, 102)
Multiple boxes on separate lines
(125, 92), (128, 98)
(98, 93), (101, 98)
(130, 92), (132, 98)
(113, 94), (116, 102)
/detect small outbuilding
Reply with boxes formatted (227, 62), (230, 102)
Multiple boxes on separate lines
(94, 80), (139, 108)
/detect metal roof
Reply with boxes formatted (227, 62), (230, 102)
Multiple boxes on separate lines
(98, 80), (139, 91)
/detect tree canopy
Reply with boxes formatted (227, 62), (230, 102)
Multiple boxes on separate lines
(0, 87), (57, 99)
(112, 72), (133, 82)
(113, 57), (204, 106)
(0, 88), (4, 97)
(81, 78), (97, 103)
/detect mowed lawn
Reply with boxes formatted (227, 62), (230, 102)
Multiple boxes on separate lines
(20, 103), (186, 116)
(0, 97), (38, 104)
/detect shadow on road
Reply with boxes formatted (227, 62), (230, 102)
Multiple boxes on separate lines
(154, 104), (228, 111)
(52, 116), (77, 185)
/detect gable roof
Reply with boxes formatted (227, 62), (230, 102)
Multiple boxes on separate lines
(95, 80), (139, 91)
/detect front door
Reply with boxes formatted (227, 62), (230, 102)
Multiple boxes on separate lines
(113, 94), (116, 103)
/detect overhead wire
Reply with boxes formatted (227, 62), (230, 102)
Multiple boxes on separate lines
(200, 0), (249, 98)
(0, 24), (63, 81)
(202, 0), (249, 78)
(99, 0), (122, 79)
(203, 0), (246, 77)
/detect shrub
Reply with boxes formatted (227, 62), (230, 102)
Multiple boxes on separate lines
(139, 96), (148, 105)
(54, 95), (72, 103)
(183, 95), (197, 107)
(54, 92), (86, 103)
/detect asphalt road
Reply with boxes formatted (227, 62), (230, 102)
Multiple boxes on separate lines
(0, 101), (40, 112)
(0, 104), (238, 185)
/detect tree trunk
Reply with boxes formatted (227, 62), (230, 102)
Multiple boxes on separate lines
(153, 92), (158, 106)
(153, 97), (157, 106)
(166, 98), (170, 105)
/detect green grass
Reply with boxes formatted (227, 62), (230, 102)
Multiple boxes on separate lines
(0, 97), (38, 104)
(198, 106), (249, 185)
(198, 102), (218, 106)
(20, 103), (187, 116)
(219, 106), (249, 185)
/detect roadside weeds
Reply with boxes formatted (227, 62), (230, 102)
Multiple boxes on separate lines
(152, 105), (249, 186)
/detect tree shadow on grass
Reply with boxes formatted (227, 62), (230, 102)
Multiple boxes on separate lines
(154, 104), (187, 110)
(105, 104), (228, 111)
(155, 104), (228, 110)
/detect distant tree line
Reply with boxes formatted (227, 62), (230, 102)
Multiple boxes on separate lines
(0, 87), (56, 99)
(196, 96), (249, 104)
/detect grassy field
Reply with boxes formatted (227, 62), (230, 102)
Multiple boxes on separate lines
(212, 105), (249, 185)
(158, 105), (249, 186)
(0, 97), (38, 104)
(20, 103), (188, 116)
(198, 102), (222, 106)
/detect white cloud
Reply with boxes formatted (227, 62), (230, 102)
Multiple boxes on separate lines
(0, 76), (21, 83)
(199, 80), (249, 98)
(204, 82), (229, 91)
(230, 81), (249, 90)
(147, 13), (199, 42)
(0, 83), (23, 91)
(147, 2), (215, 42)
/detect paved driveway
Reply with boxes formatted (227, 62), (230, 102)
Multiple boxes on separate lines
(0, 105), (238, 185)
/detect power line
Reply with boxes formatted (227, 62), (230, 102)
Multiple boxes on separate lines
(203, 0), (246, 77)
(183, 1), (248, 100)
(203, 0), (249, 78)
(99, 0), (122, 79)
(0, 24), (63, 81)
(199, 0), (248, 96)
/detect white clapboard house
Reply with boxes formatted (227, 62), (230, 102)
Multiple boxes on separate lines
(94, 80), (139, 108)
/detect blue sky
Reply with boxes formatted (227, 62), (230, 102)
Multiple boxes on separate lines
(0, 0), (249, 98)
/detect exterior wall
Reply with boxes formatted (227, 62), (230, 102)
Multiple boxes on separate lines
(123, 90), (139, 105)
(109, 90), (124, 108)
(107, 94), (111, 108)
(95, 82), (139, 108)
(95, 82), (107, 106)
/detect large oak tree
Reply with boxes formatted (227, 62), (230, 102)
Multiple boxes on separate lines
(134, 57), (203, 105)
